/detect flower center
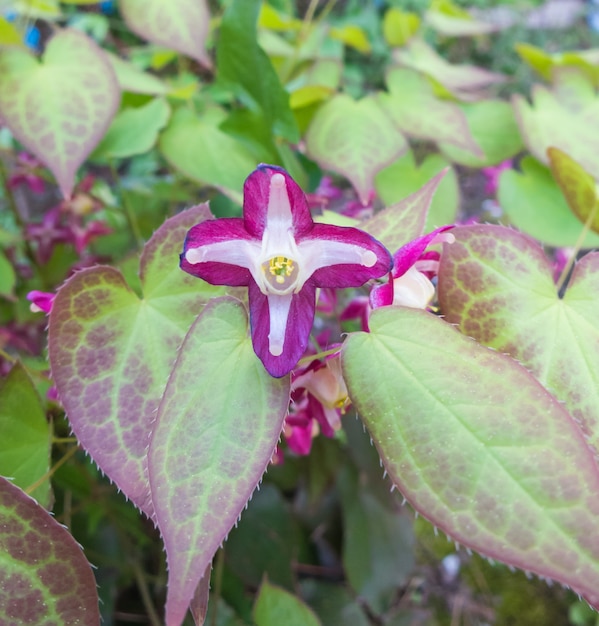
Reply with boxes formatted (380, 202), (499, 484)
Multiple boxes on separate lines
(262, 255), (299, 293)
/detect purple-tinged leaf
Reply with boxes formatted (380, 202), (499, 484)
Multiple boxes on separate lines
(379, 67), (483, 156)
(425, 9), (501, 36)
(0, 363), (51, 507)
(48, 205), (222, 518)
(305, 93), (408, 204)
(363, 169), (448, 252)
(438, 224), (599, 452)
(0, 28), (119, 198)
(0, 476), (100, 625)
(513, 80), (599, 178)
(547, 147), (599, 233)
(189, 567), (211, 626)
(392, 38), (505, 100)
(342, 306), (599, 610)
(118, 0), (212, 68)
(253, 579), (321, 626)
(149, 297), (289, 626)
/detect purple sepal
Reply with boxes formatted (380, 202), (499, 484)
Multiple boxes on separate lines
(243, 164), (313, 238)
(369, 280), (393, 309)
(393, 225), (454, 278)
(249, 282), (316, 378)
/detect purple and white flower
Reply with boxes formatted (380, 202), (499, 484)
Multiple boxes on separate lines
(181, 164), (392, 377)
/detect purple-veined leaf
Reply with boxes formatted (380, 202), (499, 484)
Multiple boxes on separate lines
(305, 93), (408, 204)
(0, 363), (51, 507)
(148, 297), (289, 626)
(0, 476), (99, 625)
(513, 77), (599, 178)
(438, 224), (599, 452)
(498, 156), (599, 248)
(364, 168), (448, 252)
(392, 38), (505, 100)
(547, 147), (599, 233)
(378, 67), (483, 156)
(118, 0), (211, 68)
(253, 579), (321, 626)
(342, 306), (599, 610)
(0, 28), (119, 198)
(48, 204), (222, 518)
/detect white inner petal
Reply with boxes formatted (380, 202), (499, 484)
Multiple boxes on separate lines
(297, 239), (378, 279)
(392, 267), (435, 309)
(267, 294), (293, 356)
(265, 173), (294, 250)
(185, 239), (261, 269)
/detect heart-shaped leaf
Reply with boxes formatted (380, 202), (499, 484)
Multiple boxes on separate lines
(438, 224), (599, 451)
(364, 168), (448, 252)
(342, 306), (599, 610)
(118, 0), (212, 68)
(149, 297), (290, 626)
(0, 363), (51, 507)
(498, 156), (599, 248)
(547, 147), (599, 233)
(513, 79), (599, 178)
(305, 93), (408, 204)
(0, 28), (119, 198)
(379, 67), (482, 156)
(0, 476), (100, 625)
(48, 204), (222, 517)
(375, 152), (458, 233)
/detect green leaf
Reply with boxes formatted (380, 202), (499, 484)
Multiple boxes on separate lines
(48, 204), (223, 518)
(0, 363), (51, 507)
(0, 16), (24, 47)
(375, 151), (458, 233)
(0, 28), (119, 198)
(379, 67), (483, 157)
(105, 51), (169, 95)
(438, 99), (524, 167)
(305, 93), (408, 204)
(0, 249), (16, 298)
(438, 224), (599, 453)
(547, 147), (599, 233)
(118, 0), (211, 68)
(329, 24), (371, 54)
(90, 98), (171, 161)
(217, 0), (298, 143)
(382, 8), (420, 47)
(148, 297), (290, 626)
(254, 579), (322, 626)
(0, 476), (100, 625)
(365, 168), (448, 252)
(159, 107), (258, 204)
(425, 8), (500, 36)
(339, 464), (414, 614)
(513, 76), (599, 178)
(224, 484), (306, 590)
(393, 38), (505, 98)
(498, 156), (599, 247)
(342, 305), (599, 611)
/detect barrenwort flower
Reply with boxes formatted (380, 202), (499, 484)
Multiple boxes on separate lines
(181, 164), (392, 377)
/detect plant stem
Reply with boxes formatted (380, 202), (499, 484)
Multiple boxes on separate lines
(0, 156), (44, 280)
(25, 444), (78, 495)
(297, 346), (341, 366)
(133, 560), (162, 626)
(555, 200), (599, 293)
(109, 161), (144, 249)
